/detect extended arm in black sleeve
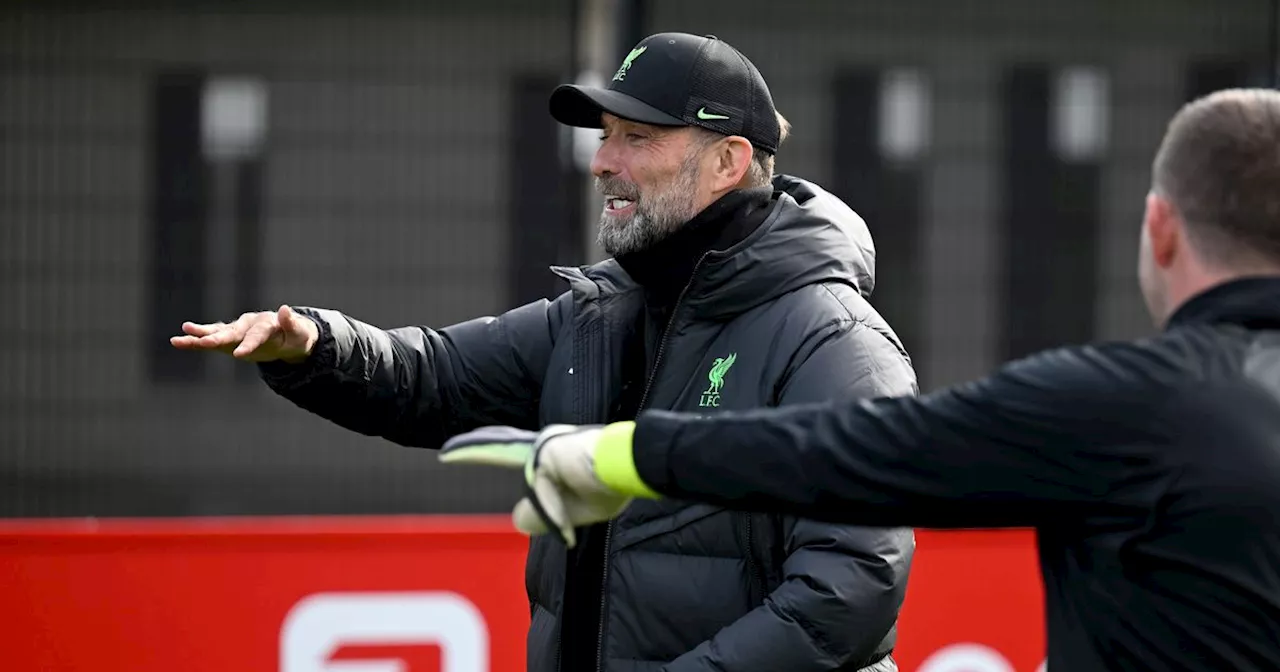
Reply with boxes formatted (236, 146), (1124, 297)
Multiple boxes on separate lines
(258, 294), (568, 449)
(632, 343), (1174, 529)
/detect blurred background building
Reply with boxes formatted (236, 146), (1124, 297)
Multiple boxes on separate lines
(2, 0), (1277, 517)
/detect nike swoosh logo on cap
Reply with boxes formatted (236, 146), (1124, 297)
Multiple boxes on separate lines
(697, 107), (730, 120)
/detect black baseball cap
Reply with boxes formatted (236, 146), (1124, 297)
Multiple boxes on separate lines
(550, 32), (782, 155)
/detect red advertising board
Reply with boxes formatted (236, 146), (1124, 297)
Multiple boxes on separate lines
(0, 516), (1043, 671)
(895, 529), (1046, 672)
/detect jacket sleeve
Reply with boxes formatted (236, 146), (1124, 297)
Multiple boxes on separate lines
(635, 342), (1172, 530)
(663, 322), (917, 672)
(257, 293), (569, 449)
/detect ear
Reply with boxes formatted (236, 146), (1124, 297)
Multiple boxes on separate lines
(708, 136), (754, 191)
(1144, 192), (1180, 270)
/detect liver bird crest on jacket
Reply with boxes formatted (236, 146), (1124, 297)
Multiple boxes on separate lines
(699, 353), (737, 407)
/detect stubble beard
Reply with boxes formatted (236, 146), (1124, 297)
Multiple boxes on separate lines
(595, 154), (703, 257)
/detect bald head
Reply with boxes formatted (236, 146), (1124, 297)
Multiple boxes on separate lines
(1152, 89), (1280, 268)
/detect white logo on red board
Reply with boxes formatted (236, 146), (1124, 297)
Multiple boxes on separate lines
(918, 643), (1048, 672)
(279, 591), (489, 672)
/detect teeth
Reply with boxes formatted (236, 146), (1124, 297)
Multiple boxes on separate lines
(609, 198), (634, 209)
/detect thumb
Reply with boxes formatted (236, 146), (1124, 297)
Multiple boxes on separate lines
(513, 498), (576, 548)
(530, 472), (577, 548)
(278, 304), (317, 348)
(277, 304), (300, 332)
(513, 498), (551, 536)
(275, 304), (319, 359)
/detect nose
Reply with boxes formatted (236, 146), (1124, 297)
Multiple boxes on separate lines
(590, 136), (622, 179)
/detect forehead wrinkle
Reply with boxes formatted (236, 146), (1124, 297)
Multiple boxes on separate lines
(603, 114), (684, 141)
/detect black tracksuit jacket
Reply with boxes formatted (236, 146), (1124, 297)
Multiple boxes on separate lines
(632, 277), (1280, 671)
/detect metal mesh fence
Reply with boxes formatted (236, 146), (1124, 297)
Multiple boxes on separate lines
(1, 0), (1275, 517)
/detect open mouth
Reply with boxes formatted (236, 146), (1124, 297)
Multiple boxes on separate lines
(604, 196), (636, 214)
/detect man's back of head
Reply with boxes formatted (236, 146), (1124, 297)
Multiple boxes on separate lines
(1140, 89), (1280, 324)
(1154, 88), (1280, 268)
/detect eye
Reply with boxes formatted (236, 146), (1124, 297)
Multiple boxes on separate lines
(626, 132), (646, 141)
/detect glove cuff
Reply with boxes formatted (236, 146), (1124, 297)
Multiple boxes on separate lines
(593, 422), (660, 499)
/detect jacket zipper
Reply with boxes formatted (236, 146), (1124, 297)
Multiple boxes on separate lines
(744, 514), (767, 604)
(595, 254), (709, 672)
(594, 520), (613, 672)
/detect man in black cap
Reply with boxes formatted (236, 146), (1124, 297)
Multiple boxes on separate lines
(549, 32), (790, 258)
(173, 32), (915, 672)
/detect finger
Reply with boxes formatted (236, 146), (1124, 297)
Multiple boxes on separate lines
(512, 498), (552, 536)
(233, 320), (277, 358)
(522, 483), (571, 547)
(171, 333), (226, 349)
(194, 326), (247, 350)
(182, 321), (226, 337)
(170, 334), (204, 349)
(532, 472), (576, 547)
(438, 442), (532, 469)
(172, 328), (238, 350)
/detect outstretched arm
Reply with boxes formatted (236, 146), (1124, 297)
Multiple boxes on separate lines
(256, 296), (566, 449)
(625, 343), (1173, 529)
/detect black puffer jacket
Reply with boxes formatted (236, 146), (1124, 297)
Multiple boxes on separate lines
(261, 175), (917, 672)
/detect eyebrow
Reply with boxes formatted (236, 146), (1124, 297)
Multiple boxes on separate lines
(603, 119), (667, 136)
(602, 117), (631, 131)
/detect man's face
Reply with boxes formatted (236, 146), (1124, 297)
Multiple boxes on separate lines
(591, 113), (714, 256)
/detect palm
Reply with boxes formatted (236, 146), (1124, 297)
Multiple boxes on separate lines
(170, 305), (315, 363)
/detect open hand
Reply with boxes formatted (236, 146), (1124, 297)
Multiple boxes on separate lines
(170, 304), (319, 363)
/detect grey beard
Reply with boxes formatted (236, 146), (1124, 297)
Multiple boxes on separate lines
(596, 157), (703, 257)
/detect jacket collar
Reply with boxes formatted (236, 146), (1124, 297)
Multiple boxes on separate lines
(614, 187), (774, 309)
(1165, 276), (1280, 331)
(679, 175), (877, 319)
